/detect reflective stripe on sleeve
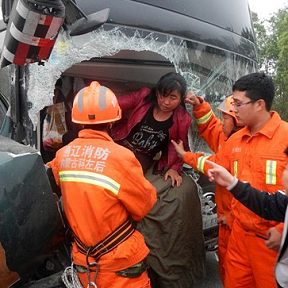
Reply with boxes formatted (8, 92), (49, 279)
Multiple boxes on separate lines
(195, 110), (213, 125)
(266, 160), (277, 185)
(233, 161), (238, 177)
(197, 156), (209, 173)
(59, 170), (120, 195)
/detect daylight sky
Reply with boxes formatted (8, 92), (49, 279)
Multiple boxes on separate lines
(248, 0), (288, 19)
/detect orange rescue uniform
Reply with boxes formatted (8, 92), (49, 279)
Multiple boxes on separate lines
(183, 98), (234, 283)
(47, 129), (157, 288)
(215, 111), (288, 288)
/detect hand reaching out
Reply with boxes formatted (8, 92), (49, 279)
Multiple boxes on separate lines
(205, 160), (236, 188)
(184, 92), (201, 106)
(171, 139), (186, 158)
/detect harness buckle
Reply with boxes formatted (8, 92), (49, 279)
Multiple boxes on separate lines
(86, 248), (99, 288)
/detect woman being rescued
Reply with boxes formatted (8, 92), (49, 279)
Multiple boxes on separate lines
(112, 72), (206, 288)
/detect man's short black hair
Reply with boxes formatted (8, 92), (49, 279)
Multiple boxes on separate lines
(232, 72), (274, 111)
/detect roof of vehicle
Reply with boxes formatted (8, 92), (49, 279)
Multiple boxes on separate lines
(75, 0), (256, 60)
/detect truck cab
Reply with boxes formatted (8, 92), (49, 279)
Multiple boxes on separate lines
(0, 1), (257, 287)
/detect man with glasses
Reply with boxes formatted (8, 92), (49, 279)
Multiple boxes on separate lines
(214, 72), (288, 287)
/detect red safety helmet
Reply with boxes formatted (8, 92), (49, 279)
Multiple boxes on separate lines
(217, 95), (242, 126)
(72, 81), (122, 124)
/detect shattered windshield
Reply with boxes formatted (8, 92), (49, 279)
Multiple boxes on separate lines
(26, 25), (256, 153)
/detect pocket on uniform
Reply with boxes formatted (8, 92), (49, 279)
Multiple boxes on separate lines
(255, 154), (287, 187)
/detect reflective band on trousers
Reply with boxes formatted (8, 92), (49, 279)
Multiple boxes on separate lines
(197, 156), (209, 173)
(59, 170), (120, 195)
(195, 110), (213, 125)
(266, 160), (277, 185)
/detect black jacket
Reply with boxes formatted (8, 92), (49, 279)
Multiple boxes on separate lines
(231, 181), (288, 288)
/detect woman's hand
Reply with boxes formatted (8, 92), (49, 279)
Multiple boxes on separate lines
(171, 139), (186, 158)
(164, 169), (182, 187)
(184, 92), (201, 106)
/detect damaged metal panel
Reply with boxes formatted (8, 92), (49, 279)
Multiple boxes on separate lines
(0, 136), (64, 279)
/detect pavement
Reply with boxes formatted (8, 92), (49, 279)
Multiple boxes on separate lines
(194, 251), (223, 288)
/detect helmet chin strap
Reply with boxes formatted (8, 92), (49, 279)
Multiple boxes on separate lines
(105, 123), (113, 136)
(107, 123), (113, 134)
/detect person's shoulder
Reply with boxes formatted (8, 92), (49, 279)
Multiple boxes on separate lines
(111, 143), (143, 168)
(135, 87), (151, 98)
(280, 118), (288, 128)
(273, 112), (288, 132)
(175, 105), (192, 120)
(113, 142), (136, 157)
(271, 111), (288, 126)
(119, 87), (151, 100)
(121, 87), (151, 104)
(222, 128), (245, 147)
(175, 104), (189, 114)
(139, 87), (151, 93)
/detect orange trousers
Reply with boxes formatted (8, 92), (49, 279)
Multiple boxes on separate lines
(224, 219), (278, 288)
(218, 224), (231, 284)
(78, 269), (151, 288)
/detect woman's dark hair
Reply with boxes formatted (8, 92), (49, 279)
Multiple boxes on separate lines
(145, 72), (187, 105)
(232, 72), (274, 111)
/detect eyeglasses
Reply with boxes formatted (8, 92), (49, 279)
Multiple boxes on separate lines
(230, 100), (255, 107)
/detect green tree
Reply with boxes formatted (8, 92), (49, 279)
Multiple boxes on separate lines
(272, 9), (288, 120)
(251, 12), (270, 73)
(252, 7), (288, 121)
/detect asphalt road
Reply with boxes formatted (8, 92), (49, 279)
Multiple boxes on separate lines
(194, 251), (223, 288)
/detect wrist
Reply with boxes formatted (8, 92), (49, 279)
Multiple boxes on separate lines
(197, 96), (204, 104)
(226, 177), (238, 190)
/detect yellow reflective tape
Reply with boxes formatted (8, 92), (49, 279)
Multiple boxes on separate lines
(195, 110), (213, 125)
(233, 161), (238, 177)
(59, 170), (120, 195)
(197, 156), (209, 173)
(266, 160), (277, 185)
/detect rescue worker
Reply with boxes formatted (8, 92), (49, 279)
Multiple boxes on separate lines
(175, 72), (288, 287)
(47, 81), (157, 288)
(188, 72), (287, 288)
(218, 72), (288, 288)
(205, 156), (288, 288)
(172, 94), (244, 283)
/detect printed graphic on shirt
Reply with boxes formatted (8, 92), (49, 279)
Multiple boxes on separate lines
(60, 144), (111, 172)
(124, 106), (173, 156)
(131, 124), (167, 152)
